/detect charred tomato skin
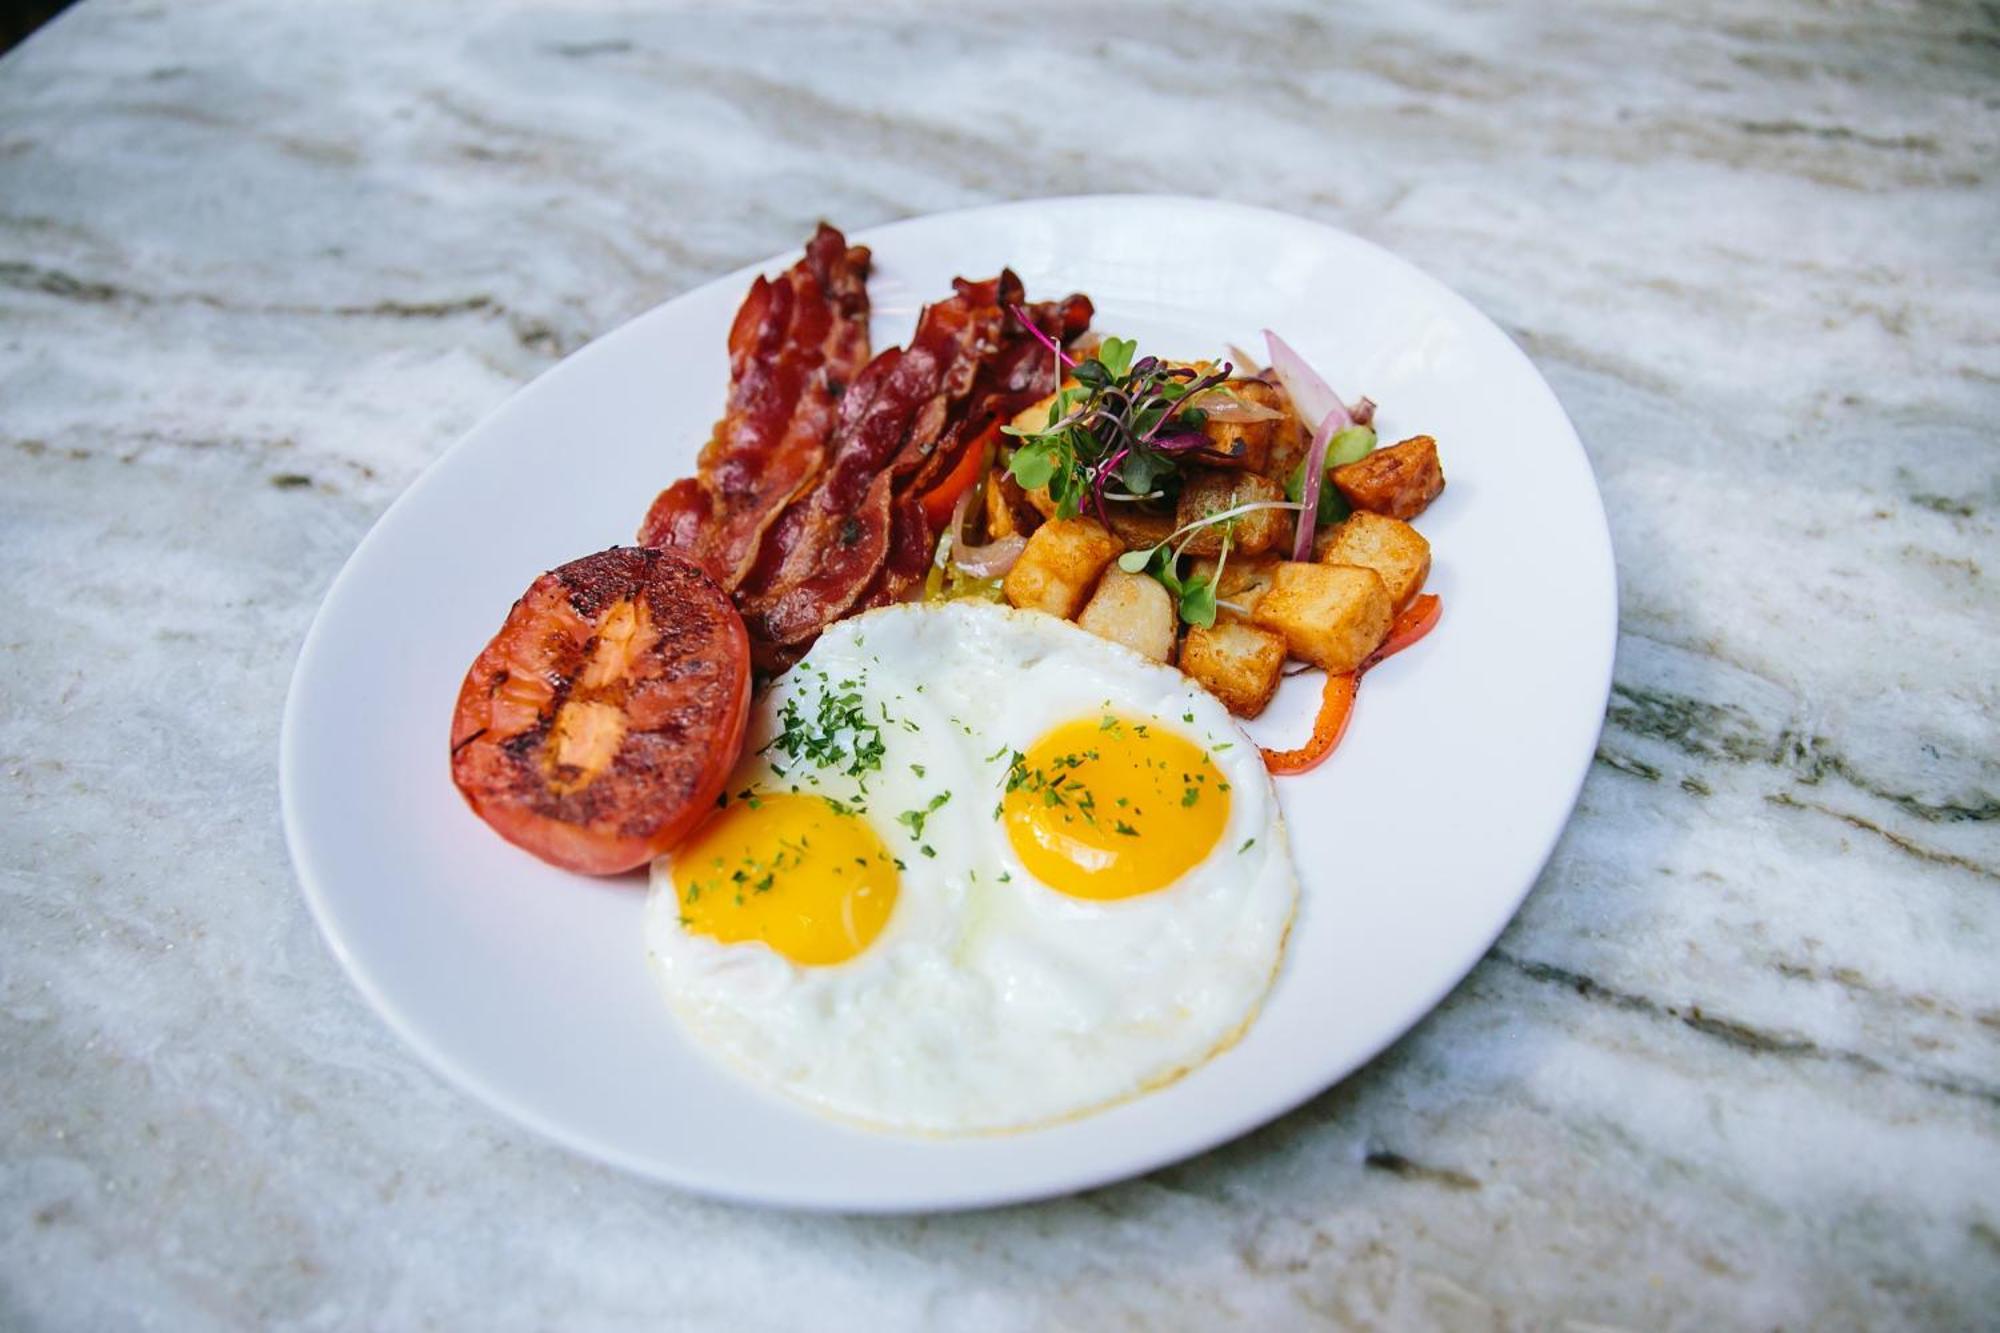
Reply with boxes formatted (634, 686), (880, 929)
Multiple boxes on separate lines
(449, 547), (751, 875)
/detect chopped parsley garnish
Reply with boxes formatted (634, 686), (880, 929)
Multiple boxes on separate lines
(763, 679), (885, 779)
(1002, 751), (1100, 827)
(897, 790), (952, 841)
(680, 840), (809, 908)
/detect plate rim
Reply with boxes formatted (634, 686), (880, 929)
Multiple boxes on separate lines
(280, 193), (1617, 1212)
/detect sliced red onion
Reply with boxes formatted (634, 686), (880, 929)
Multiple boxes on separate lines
(949, 484), (978, 544)
(1352, 396), (1377, 427)
(1264, 329), (1354, 437)
(1189, 389), (1285, 423)
(1290, 408), (1343, 562)
(953, 535), (1026, 578)
(947, 484), (1025, 577)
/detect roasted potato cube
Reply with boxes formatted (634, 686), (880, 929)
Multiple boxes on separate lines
(1186, 552), (1280, 618)
(985, 472), (1020, 540)
(1180, 619), (1288, 718)
(1008, 390), (1061, 438)
(985, 468), (1043, 542)
(1003, 517), (1122, 620)
(1251, 562), (1392, 673)
(1261, 383), (1312, 486)
(1314, 511), (1431, 607)
(1332, 434), (1445, 520)
(1174, 470), (1290, 557)
(1105, 505), (1175, 553)
(1076, 569), (1175, 662)
(1022, 481), (1059, 520)
(1198, 380), (1286, 472)
(1006, 393), (1069, 520)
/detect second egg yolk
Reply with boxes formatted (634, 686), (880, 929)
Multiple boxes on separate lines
(1001, 714), (1231, 900)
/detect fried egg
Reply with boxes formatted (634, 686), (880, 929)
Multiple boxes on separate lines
(645, 601), (1296, 1134)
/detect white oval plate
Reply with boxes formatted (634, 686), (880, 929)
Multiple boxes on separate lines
(282, 196), (1615, 1212)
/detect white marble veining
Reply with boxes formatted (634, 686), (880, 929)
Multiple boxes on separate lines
(2, 0), (1996, 1327)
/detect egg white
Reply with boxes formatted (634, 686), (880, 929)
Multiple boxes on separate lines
(646, 601), (1297, 1134)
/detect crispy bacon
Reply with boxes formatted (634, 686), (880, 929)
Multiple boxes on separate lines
(736, 277), (1010, 666)
(641, 226), (1093, 670)
(637, 224), (871, 588)
(856, 289), (1095, 613)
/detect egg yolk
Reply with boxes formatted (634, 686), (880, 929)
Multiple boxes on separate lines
(1001, 714), (1231, 900)
(671, 793), (898, 966)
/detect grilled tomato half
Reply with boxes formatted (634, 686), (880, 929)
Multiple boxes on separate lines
(449, 547), (751, 875)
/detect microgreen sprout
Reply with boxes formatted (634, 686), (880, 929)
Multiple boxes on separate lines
(1003, 338), (1238, 523)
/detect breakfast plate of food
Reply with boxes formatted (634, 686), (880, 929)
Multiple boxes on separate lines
(281, 195), (1615, 1210)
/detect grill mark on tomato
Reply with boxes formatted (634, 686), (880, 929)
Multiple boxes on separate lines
(555, 544), (650, 619)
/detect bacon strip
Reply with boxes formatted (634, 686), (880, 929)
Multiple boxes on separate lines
(735, 276), (1019, 667)
(857, 287), (1094, 612)
(637, 224), (871, 588)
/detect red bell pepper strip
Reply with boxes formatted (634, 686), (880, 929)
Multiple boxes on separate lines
(1260, 594), (1442, 775)
(1260, 671), (1357, 775)
(918, 421), (1000, 530)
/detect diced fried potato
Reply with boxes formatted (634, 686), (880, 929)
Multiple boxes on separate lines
(1002, 517), (1122, 620)
(1198, 380), (1286, 473)
(1105, 506), (1175, 552)
(1179, 619), (1288, 718)
(1251, 562), (1393, 673)
(1332, 435), (1445, 520)
(1174, 470), (1290, 557)
(984, 472), (1020, 540)
(1261, 383), (1311, 486)
(1008, 391), (1060, 438)
(1022, 481), (1059, 520)
(985, 468), (1043, 541)
(1006, 394), (1068, 520)
(1076, 569), (1175, 662)
(1314, 511), (1431, 607)
(1186, 552), (1280, 618)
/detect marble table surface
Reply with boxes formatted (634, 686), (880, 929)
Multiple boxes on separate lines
(3, 1), (1996, 1327)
